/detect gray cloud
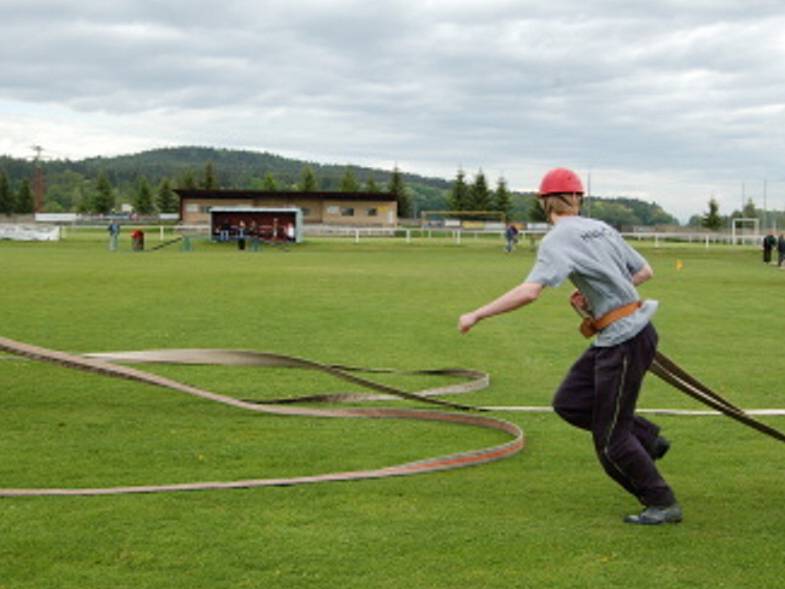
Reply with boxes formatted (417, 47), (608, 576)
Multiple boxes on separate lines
(2, 0), (785, 220)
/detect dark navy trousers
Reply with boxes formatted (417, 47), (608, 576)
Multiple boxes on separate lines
(552, 323), (676, 507)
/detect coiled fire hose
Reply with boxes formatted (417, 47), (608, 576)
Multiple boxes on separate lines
(0, 336), (523, 497)
(2, 313), (782, 498)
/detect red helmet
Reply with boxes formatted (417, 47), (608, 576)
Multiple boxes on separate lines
(539, 168), (584, 197)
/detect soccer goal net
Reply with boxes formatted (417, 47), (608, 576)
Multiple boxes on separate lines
(731, 217), (759, 245)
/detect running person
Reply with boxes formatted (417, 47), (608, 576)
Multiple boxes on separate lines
(458, 167), (681, 525)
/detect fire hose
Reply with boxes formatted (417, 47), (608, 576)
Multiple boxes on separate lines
(0, 336), (522, 497)
(568, 298), (785, 443)
(1, 318), (782, 497)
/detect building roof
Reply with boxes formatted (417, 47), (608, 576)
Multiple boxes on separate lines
(175, 189), (396, 202)
(210, 206), (302, 214)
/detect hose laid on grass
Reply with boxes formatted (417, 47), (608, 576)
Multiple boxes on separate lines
(147, 236), (183, 251)
(649, 351), (785, 443)
(1, 331), (781, 497)
(0, 336), (523, 497)
(91, 349), (785, 442)
(566, 301), (785, 444)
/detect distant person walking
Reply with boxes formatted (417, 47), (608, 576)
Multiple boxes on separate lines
(763, 231), (777, 263)
(107, 221), (120, 251)
(778, 234), (785, 268)
(504, 223), (520, 253)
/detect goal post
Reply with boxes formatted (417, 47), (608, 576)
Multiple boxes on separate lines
(731, 217), (759, 245)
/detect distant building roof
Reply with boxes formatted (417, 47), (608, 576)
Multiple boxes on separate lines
(175, 189), (396, 202)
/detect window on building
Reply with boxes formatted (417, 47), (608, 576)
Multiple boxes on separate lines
(326, 205), (339, 215)
(199, 205), (212, 213)
(340, 207), (355, 217)
(301, 208), (311, 217)
(366, 208), (378, 217)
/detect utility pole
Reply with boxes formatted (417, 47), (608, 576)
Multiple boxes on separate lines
(763, 178), (768, 229)
(30, 145), (46, 213)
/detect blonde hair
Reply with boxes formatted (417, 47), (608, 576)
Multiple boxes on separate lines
(541, 194), (582, 220)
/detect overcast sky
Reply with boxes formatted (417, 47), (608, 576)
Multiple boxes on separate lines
(2, 0), (784, 221)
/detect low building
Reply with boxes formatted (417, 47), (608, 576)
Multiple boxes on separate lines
(175, 189), (398, 227)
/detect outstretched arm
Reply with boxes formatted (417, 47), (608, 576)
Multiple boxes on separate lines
(458, 282), (544, 334)
(631, 263), (653, 286)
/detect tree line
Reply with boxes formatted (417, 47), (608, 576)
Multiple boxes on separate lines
(0, 172), (34, 215)
(0, 146), (681, 225)
(445, 168), (678, 226)
(0, 158), (412, 218)
(694, 197), (785, 231)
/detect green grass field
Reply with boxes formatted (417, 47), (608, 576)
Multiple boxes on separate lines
(1, 232), (783, 589)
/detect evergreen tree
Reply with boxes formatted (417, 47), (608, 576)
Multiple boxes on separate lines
(742, 198), (757, 219)
(388, 166), (411, 219)
(468, 170), (491, 211)
(0, 171), (13, 215)
(340, 168), (359, 192)
(365, 177), (380, 192)
(202, 161), (217, 189)
(178, 169), (197, 189)
(16, 179), (34, 214)
(261, 172), (279, 191)
(93, 171), (115, 214)
(156, 178), (178, 213)
(448, 169), (469, 211)
(528, 197), (548, 223)
(494, 177), (512, 219)
(299, 166), (317, 192)
(701, 198), (722, 230)
(133, 176), (154, 215)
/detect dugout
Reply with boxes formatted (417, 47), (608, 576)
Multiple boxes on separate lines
(210, 207), (303, 243)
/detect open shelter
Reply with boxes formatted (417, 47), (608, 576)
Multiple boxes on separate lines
(209, 207), (303, 243)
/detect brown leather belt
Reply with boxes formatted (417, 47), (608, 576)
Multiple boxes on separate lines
(579, 300), (642, 338)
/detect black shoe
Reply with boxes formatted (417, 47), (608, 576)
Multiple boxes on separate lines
(624, 503), (683, 525)
(652, 436), (670, 460)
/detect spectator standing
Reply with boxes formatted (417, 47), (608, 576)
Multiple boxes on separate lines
(504, 223), (520, 253)
(107, 221), (120, 251)
(763, 230), (777, 263)
(237, 220), (247, 251)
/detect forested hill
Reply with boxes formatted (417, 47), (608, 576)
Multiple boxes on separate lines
(0, 146), (451, 215)
(79, 146), (453, 193)
(0, 146), (679, 225)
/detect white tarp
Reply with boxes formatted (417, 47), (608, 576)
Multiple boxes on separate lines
(0, 224), (61, 241)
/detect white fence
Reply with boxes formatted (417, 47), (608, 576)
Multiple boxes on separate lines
(40, 222), (768, 248)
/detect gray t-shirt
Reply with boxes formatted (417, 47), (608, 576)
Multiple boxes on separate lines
(525, 216), (657, 347)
